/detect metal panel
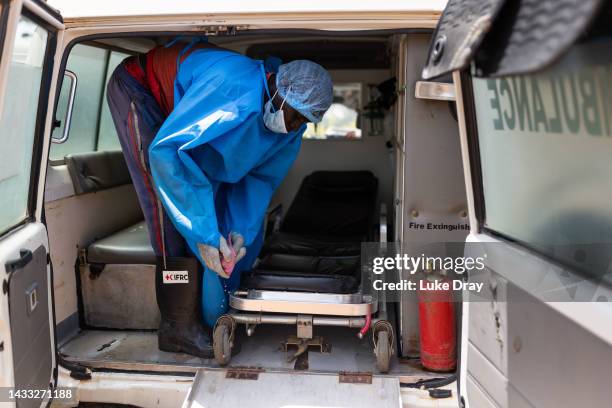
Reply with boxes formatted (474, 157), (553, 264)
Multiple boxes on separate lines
(80, 264), (159, 329)
(183, 369), (401, 408)
(59, 328), (435, 378)
(503, 286), (612, 408)
(8, 245), (52, 408)
(464, 234), (612, 408)
(399, 34), (467, 357)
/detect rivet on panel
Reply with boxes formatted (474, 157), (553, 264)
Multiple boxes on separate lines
(431, 35), (446, 64)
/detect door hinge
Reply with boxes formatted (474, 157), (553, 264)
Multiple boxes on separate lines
(338, 371), (373, 384)
(225, 367), (263, 380)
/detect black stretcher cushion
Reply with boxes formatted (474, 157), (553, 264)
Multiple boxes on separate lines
(262, 232), (362, 257)
(280, 170), (377, 237)
(257, 253), (359, 276)
(87, 221), (156, 265)
(241, 269), (359, 294)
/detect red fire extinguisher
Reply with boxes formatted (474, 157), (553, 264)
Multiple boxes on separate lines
(418, 267), (456, 372)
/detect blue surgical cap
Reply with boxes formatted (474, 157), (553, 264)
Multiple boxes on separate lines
(276, 60), (333, 123)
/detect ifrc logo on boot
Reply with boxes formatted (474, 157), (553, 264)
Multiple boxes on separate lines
(162, 270), (189, 284)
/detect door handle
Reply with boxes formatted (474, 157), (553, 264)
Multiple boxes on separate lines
(5, 249), (33, 273)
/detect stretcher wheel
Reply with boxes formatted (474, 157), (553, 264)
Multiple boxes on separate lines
(375, 329), (391, 373)
(213, 323), (232, 366)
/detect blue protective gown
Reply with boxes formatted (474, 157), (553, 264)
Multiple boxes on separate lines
(148, 47), (305, 326)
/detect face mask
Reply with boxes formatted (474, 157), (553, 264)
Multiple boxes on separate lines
(263, 90), (288, 134)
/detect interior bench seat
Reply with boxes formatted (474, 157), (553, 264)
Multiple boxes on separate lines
(83, 221), (158, 330)
(87, 221), (155, 265)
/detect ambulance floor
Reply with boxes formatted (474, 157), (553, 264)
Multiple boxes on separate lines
(59, 324), (448, 380)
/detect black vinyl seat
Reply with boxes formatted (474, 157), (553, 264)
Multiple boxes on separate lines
(243, 170), (378, 294)
(87, 221), (156, 265)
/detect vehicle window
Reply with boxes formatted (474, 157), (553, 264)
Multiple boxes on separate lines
(472, 37), (612, 277)
(303, 82), (362, 140)
(50, 44), (129, 161)
(0, 16), (48, 233)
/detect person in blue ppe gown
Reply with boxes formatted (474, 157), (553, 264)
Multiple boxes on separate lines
(107, 40), (333, 358)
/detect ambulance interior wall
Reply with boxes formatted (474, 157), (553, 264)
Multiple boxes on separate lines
(272, 68), (396, 223)
(216, 38), (397, 224)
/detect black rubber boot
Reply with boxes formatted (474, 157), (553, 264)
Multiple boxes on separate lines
(156, 257), (214, 358)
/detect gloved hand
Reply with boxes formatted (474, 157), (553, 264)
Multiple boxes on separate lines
(198, 232), (246, 279)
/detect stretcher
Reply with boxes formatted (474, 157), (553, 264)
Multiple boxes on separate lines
(213, 171), (395, 372)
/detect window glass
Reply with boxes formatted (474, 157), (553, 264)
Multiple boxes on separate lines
(303, 83), (362, 140)
(0, 16), (48, 233)
(50, 44), (108, 160)
(473, 37), (612, 277)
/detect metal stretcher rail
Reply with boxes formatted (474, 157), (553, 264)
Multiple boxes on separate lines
(229, 290), (376, 316)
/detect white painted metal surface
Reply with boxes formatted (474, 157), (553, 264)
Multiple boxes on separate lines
(53, 366), (192, 408)
(48, 0), (447, 18)
(183, 370), (401, 408)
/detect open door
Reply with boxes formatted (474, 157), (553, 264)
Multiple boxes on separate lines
(423, 0), (612, 407)
(0, 0), (63, 406)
